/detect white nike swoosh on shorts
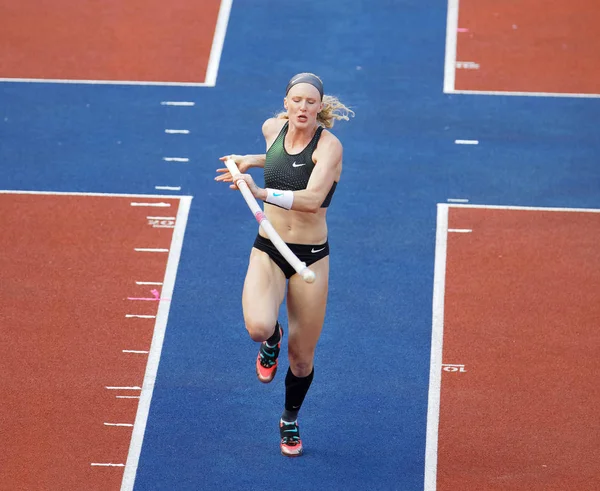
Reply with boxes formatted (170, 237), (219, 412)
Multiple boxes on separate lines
(311, 247), (326, 253)
(292, 162), (306, 167)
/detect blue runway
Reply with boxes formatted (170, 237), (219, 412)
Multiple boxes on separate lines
(1, 1), (599, 489)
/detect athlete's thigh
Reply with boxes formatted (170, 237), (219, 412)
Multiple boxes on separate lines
(286, 256), (329, 360)
(242, 248), (287, 327)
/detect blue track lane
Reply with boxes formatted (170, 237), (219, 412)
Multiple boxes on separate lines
(1, 1), (599, 490)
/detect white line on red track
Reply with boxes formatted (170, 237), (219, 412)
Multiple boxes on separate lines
(125, 315), (156, 319)
(205, 0), (233, 86)
(116, 396), (141, 399)
(0, 190), (187, 199)
(424, 204), (450, 491)
(134, 248), (169, 253)
(449, 89), (600, 98)
(136, 281), (163, 285)
(121, 196), (192, 490)
(91, 463), (125, 467)
(448, 228), (472, 233)
(448, 204), (600, 213)
(130, 202), (171, 207)
(0, 78), (210, 87)
(122, 350), (149, 354)
(104, 423), (134, 427)
(443, 0), (459, 92)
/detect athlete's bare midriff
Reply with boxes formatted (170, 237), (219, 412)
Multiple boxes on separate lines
(260, 204), (328, 245)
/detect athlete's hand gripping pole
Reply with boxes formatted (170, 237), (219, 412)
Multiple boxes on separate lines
(225, 158), (316, 284)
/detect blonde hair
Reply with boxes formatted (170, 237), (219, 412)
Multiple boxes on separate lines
(277, 94), (355, 129)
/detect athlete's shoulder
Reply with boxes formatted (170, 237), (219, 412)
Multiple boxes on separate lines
(262, 117), (287, 139)
(314, 128), (342, 166)
(318, 128), (343, 154)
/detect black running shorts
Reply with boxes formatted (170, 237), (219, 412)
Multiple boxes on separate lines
(253, 234), (329, 279)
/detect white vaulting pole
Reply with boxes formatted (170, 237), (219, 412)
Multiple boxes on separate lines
(225, 158), (316, 283)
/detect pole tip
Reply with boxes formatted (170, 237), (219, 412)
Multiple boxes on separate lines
(302, 269), (316, 283)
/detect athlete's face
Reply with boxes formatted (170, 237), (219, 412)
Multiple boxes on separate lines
(284, 84), (323, 128)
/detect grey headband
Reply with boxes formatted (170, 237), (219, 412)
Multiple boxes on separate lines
(285, 73), (324, 99)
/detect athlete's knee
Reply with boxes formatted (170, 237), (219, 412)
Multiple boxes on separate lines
(288, 359), (314, 378)
(245, 318), (276, 342)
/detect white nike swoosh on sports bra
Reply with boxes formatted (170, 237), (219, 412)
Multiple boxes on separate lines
(311, 247), (326, 253)
(292, 162), (306, 167)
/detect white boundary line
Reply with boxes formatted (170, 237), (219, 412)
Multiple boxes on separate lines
(0, 190), (192, 199)
(424, 203), (449, 491)
(450, 89), (600, 99)
(425, 202), (600, 490)
(447, 203), (600, 213)
(120, 196), (192, 491)
(0, 78), (210, 87)
(443, 0), (459, 93)
(205, 0), (234, 87)
(0, 0), (233, 87)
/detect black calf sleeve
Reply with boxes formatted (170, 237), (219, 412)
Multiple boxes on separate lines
(283, 367), (314, 421)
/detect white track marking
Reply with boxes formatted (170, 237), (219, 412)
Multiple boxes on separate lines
(165, 129), (190, 134)
(122, 350), (150, 354)
(425, 204), (449, 491)
(104, 423), (134, 427)
(455, 139), (478, 145)
(163, 157), (189, 162)
(205, 0), (233, 86)
(121, 196), (192, 491)
(448, 228), (472, 233)
(0, 78), (210, 87)
(116, 396), (141, 399)
(160, 101), (195, 106)
(91, 463), (125, 467)
(134, 248), (169, 253)
(449, 89), (600, 98)
(135, 281), (163, 286)
(125, 315), (156, 319)
(0, 190), (187, 199)
(443, 0), (459, 92)
(447, 198), (469, 203)
(154, 186), (181, 191)
(455, 61), (480, 70)
(448, 204), (600, 213)
(131, 202), (171, 207)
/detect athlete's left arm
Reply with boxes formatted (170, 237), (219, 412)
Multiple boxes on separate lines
(287, 133), (343, 213)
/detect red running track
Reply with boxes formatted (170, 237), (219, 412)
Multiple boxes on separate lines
(453, 0), (600, 95)
(431, 206), (600, 490)
(0, 0), (223, 83)
(0, 193), (184, 491)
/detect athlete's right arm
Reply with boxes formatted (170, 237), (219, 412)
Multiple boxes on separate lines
(215, 154), (265, 182)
